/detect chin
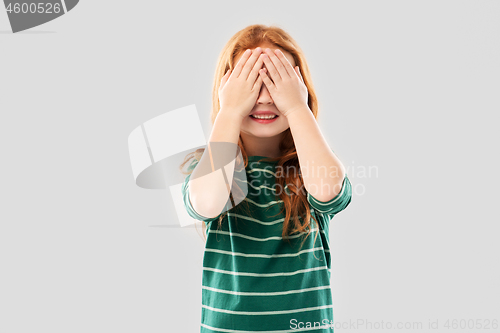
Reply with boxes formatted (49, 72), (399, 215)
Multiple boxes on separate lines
(241, 126), (289, 138)
(247, 132), (280, 138)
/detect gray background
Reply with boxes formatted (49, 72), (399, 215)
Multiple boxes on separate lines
(1, 1), (499, 332)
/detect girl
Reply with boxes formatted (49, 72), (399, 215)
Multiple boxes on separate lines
(180, 24), (352, 332)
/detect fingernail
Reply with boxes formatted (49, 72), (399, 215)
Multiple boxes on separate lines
(245, 49), (251, 54)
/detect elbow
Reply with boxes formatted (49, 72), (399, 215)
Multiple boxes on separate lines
(189, 183), (230, 218)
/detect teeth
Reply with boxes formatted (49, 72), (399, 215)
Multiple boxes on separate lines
(251, 114), (277, 119)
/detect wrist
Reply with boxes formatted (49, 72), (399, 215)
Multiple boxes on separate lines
(210, 109), (243, 144)
(218, 108), (246, 122)
(284, 105), (310, 118)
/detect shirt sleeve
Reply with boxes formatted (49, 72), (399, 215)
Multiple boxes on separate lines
(181, 158), (222, 224)
(306, 173), (352, 218)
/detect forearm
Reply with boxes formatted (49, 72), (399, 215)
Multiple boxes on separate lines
(189, 110), (243, 218)
(208, 109), (244, 143)
(286, 106), (346, 202)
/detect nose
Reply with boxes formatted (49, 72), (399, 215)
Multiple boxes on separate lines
(256, 83), (273, 105)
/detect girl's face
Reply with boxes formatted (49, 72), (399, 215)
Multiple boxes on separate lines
(235, 43), (296, 139)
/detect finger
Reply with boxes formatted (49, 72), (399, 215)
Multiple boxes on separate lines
(262, 68), (274, 84)
(260, 53), (280, 84)
(219, 69), (231, 91)
(252, 71), (263, 91)
(240, 47), (263, 80)
(263, 48), (286, 80)
(248, 53), (266, 84)
(274, 49), (295, 78)
(233, 49), (253, 78)
(261, 68), (274, 84)
(221, 68), (231, 83)
(295, 66), (304, 83)
(258, 68), (275, 90)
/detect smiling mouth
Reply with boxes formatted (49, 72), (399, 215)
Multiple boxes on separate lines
(250, 114), (279, 119)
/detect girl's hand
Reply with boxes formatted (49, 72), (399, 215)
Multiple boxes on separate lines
(218, 48), (266, 120)
(258, 48), (309, 117)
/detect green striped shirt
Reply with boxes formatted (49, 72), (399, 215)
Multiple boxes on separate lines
(182, 155), (352, 332)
